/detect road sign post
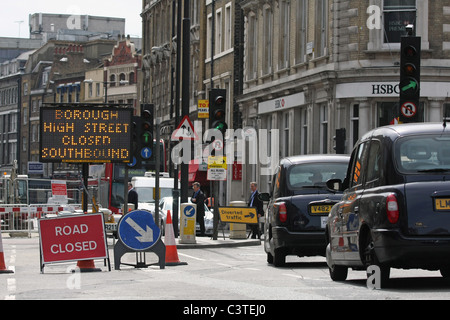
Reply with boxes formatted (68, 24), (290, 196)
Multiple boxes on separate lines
(114, 210), (166, 270)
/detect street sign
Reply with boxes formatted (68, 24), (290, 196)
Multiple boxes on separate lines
(198, 100), (209, 119)
(401, 102), (417, 118)
(171, 116), (199, 141)
(39, 214), (108, 266)
(141, 147), (152, 160)
(207, 156), (227, 181)
(40, 106), (133, 163)
(218, 207), (259, 224)
(180, 203), (196, 244)
(117, 210), (161, 251)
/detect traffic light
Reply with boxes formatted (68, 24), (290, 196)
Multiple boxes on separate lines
(129, 116), (142, 168)
(140, 104), (154, 165)
(209, 89), (227, 135)
(333, 128), (346, 154)
(141, 104), (154, 148)
(399, 36), (421, 123)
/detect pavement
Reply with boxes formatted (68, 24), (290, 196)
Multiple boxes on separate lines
(175, 235), (261, 249)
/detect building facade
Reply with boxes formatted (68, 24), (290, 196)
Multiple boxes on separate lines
(237, 0), (450, 193)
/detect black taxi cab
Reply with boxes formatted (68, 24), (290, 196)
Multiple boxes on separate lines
(261, 155), (349, 267)
(326, 123), (450, 287)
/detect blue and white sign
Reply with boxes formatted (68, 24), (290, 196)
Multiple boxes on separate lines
(141, 147), (152, 160)
(118, 210), (161, 251)
(184, 205), (196, 218)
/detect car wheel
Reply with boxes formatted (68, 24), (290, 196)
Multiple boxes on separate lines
(273, 248), (286, 267)
(267, 252), (274, 264)
(363, 231), (390, 288)
(326, 243), (348, 281)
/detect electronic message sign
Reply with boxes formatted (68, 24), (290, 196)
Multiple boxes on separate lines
(40, 106), (133, 163)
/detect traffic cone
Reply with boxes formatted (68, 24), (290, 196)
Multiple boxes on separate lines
(0, 231), (14, 274)
(165, 210), (187, 266)
(76, 259), (102, 273)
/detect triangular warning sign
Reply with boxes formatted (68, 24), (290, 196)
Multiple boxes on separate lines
(171, 116), (199, 141)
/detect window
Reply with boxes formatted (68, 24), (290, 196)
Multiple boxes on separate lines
(207, 14), (212, 59)
(315, 0), (327, 58)
(302, 108), (308, 155)
(296, 0), (308, 64)
(351, 104), (359, 146)
(383, 0), (416, 43)
(215, 8), (223, 55)
(224, 3), (232, 51)
(278, 0), (290, 69)
(320, 105), (328, 153)
(110, 74), (116, 87)
(284, 112), (290, 157)
(366, 140), (382, 184)
(247, 13), (258, 80)
(262, 6), (273, 75)
(350, 142), (368, 188)
(119, 73), (126, 86)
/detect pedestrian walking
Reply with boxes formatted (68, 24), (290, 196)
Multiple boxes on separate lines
(248, 182), (263, 239)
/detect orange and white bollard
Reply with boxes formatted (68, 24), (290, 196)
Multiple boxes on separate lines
(0, 231), (14, 274)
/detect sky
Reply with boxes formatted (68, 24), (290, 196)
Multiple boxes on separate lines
(0, 1), (142, 38)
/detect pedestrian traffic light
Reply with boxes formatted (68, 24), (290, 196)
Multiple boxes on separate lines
(333, 128), (346, 154)
(209, 89), (227, 135)
(399, 36), (421, 123)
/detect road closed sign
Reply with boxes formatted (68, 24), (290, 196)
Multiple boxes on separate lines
(39, 214), (108, 265)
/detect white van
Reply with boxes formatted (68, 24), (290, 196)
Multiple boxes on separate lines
(131, 173), (180, 214)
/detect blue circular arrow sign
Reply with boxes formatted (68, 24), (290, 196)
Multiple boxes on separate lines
(118, 210), (161, 251)
(141, 147), (152, 160)
(183, 205), (196, 218)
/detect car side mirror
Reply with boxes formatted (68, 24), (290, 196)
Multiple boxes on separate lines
(326, 179), (343, 192)
(258, 192), (271, 202)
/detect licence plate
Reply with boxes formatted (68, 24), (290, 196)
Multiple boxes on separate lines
(310, 205), (333, 214)
(435, 198), (450, 211)
(105, 223), (117, 232)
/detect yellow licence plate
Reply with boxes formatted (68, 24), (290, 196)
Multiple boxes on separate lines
(311, 205), (333, 214)
(435, 198), (450, 211)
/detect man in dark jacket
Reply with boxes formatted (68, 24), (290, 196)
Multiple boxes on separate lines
(128, 182), (138, 210)
(191, 182), (206, 236)
(248, 182), (263, 239)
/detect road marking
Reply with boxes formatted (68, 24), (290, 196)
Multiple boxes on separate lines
(178, 253), (206, 261)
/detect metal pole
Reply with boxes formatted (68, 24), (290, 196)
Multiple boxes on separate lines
(180, 0), (190, 204)
(155, 119), (161, 228)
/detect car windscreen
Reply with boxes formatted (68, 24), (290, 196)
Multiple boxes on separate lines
(287, 162), (348, 189)
(395, 134), (450, 174)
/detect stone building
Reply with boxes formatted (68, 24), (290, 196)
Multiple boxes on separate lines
(237, 0), (450, 192)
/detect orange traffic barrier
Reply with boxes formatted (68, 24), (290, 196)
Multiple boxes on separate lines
(0, 231), (13, 274)
(165, 210), (187, 266)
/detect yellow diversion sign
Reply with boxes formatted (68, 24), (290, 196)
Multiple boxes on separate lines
(218, 207), (258, 224)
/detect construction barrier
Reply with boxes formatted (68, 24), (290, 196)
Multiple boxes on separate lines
(0, 204), (82, 237)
